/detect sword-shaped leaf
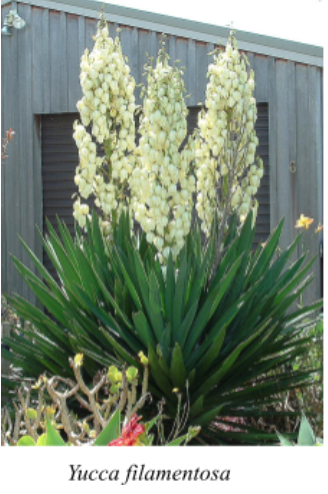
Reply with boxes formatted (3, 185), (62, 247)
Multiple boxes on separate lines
(170, 343), (187, 390)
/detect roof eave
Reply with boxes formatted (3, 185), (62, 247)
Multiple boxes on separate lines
(1, 0), (323, 66)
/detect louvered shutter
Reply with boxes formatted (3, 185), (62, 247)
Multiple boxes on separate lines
(253, 103), (270, 246)
(41, 113), (80, 276)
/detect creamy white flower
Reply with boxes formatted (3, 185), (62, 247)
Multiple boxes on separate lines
(195, 32), (262, 235)
(73, 17), (136, 234)
(130, 42), (195, 259)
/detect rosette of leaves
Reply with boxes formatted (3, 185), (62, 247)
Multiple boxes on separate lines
(3, 211), (322, 444)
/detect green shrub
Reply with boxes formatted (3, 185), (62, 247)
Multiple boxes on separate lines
(2, 356), (198, 446)
(277, 413), (323, 446)
(2, 211), (322, 444)
(290, 316), (323, 436)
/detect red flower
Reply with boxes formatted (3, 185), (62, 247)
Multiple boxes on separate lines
(108, 414), (145, 446)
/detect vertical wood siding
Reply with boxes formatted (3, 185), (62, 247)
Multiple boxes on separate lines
(17, 3), (33, 301)
(1, 4), (323, 303)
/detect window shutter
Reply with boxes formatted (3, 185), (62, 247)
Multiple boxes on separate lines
(253, 103), (270, 246)
(41, 113), (80, 277)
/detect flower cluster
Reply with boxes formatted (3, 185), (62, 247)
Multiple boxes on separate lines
(73, 17), (136, 231)
(130, 41), (195, 260)
(108, 414), (145, 446)
(72, 20), (264, 260)
(195, 33), (263, 235)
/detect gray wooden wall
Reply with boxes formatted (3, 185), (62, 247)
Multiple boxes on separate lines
(1, 3), (323, 304)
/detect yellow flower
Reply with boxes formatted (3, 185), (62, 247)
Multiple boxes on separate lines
(107, 365), (121, 383)
(45, 406), (56, 419)
(138, 351), (149, 366)
(82, 421), (90, 434)
(315, 223), (323, 234)
(295, 214), (314, 230)
(74, 353), (84, 367)
(32, 378), (43, 390)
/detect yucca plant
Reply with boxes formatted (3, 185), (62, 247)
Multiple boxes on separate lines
(2, 211), (322, 444)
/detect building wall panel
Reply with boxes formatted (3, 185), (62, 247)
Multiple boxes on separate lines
(49, 10), (62, 112)
(295, 64), (322, 303)
(267, 56), (278, 232)
(286, 60), (297, 249)
(31, 7), (44, 113)
(135, 28), (150, 98)
(0, 4), (323, 303)
(195, 41), (210, 105)
(42, 8), (51, 113)
(1, 5), (10, 294)
(84, 15), (95, 52)
(253, 54), (268, 102)
(67, 14), (82, 111)
(2, 3), (23, 298)
(17, 3), (34, 300)
(275, 60), (292, 249)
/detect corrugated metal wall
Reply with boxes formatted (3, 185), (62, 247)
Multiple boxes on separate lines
(1, 3), (323, 304)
